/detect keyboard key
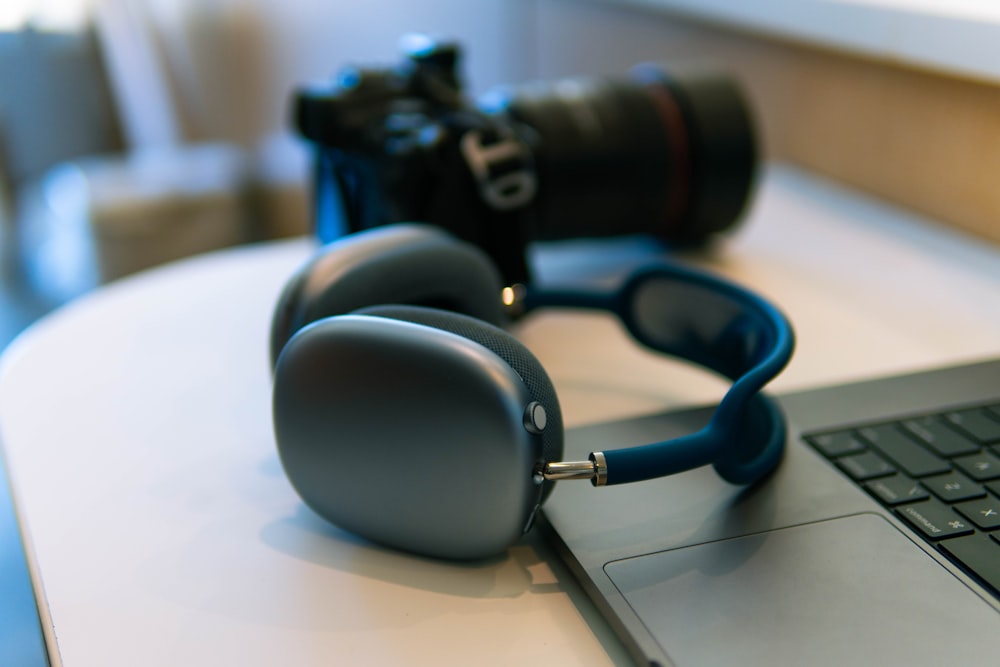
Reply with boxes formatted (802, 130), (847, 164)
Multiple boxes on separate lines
(955, 497), (1000, 530)
(836, 451), (894, 480)
(953, 451), (1000, 481)
(922, 471), (985, 502)
(903, 416), (981, 457)
(945, 408), (1000, 444)
(810, 406), (1000, 601)
(858, 424), (950, 477)
(864, 475), (929, 505)
(940, 533), (1000, 595)
(806, 430), (866, 457)
(896, 501), (974, 540)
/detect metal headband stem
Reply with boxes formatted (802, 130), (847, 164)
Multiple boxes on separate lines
(540, 452), (608, 486)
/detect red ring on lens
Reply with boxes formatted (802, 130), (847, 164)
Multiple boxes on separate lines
(642, 82), (691, 235)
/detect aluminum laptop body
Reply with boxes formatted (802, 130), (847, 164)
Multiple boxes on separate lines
(542, 357), (1000, 666)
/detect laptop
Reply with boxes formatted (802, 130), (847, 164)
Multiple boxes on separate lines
(541, 356), (1000, 666)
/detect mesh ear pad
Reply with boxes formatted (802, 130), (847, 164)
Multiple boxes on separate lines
(358, 304), (564, 496)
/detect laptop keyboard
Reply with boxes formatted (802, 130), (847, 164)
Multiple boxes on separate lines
(805, 402), (1000, 599)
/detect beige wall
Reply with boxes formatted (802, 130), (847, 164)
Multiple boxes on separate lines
(535, 0), (1000, 244)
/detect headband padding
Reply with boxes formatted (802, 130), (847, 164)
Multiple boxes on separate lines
(270, 224), (507, 367)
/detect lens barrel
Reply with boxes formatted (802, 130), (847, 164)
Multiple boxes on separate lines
(491, 64), (757, 245)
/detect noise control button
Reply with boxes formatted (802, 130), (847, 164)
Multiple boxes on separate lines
(523, 401), (547, 434)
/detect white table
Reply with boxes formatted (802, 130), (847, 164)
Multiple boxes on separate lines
(4, 164), (1000, 666)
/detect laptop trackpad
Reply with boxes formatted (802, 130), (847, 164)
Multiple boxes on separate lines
(604, 513), (999, 666)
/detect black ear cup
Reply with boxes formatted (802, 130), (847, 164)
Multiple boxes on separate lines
(269, 224), (506, 366)
(273, 309), (557, 559)
(270, 224), (566, 559)
(358, 304), (564, 497)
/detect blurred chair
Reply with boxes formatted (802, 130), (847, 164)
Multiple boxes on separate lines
(8, 0), (310, 303)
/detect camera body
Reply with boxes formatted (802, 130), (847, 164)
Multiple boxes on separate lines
(294, 36), (757, 285)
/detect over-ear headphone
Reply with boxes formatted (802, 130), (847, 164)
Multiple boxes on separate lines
(270, 224), (794, 560)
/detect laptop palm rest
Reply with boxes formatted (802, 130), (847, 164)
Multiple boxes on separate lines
(604, 513), (997, 666)
(542, 361), (1000, 667)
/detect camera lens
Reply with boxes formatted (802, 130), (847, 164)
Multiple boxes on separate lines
(482, 65), (757, 245)
(295, 44), (759, 284)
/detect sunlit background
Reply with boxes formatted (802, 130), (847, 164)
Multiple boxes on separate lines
(0, 0), (91, 31)
(0, 0), (535, 346)
(2, 0), (1000, 351)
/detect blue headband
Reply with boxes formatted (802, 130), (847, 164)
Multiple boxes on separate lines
(525, 261), (794, 487)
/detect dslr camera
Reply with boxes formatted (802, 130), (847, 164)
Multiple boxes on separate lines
(294, 36), (757, 284)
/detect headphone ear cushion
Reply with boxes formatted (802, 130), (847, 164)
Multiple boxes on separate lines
(270, 224), (506, 367)
(359, 304), (564, 497)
